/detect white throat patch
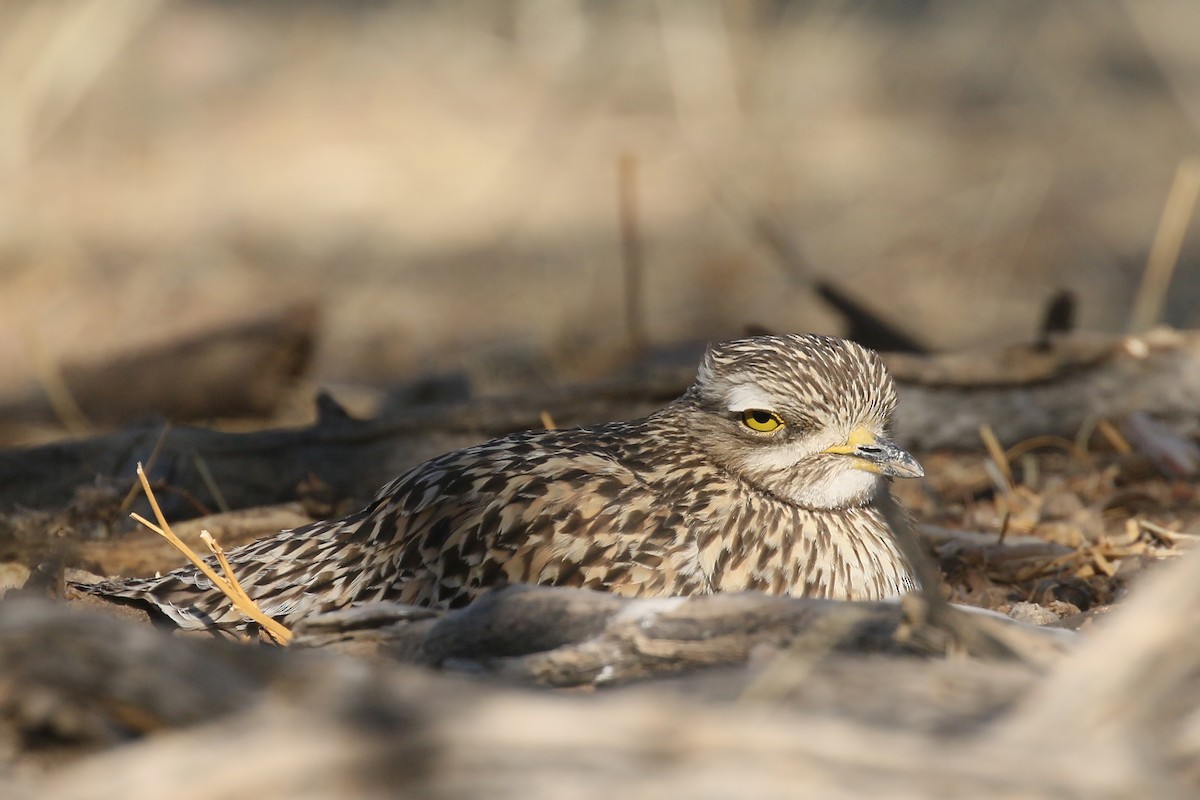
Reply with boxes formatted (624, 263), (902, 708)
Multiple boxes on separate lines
(790, 467), (881, 509)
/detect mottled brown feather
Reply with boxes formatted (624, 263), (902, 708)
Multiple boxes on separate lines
(77, 334), (922, 632)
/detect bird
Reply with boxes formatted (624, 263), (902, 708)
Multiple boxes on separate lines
(77, 333), (924, 633)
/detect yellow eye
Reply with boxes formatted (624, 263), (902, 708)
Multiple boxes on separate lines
(741, 409), (784, 432)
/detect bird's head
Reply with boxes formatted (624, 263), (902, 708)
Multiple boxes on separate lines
(684, 333), (922, 510)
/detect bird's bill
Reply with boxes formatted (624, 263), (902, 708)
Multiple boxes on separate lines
(823, 427), (924, 479)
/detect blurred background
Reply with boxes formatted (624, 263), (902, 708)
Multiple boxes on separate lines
(1, 0), (1198, 442)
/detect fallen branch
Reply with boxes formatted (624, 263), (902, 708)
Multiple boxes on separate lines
(292, 585), (1072, 686)
(0, 301), (317, 436)
(891, 327), (1200, 449)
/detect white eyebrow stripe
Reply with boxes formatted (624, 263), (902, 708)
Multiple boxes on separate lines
(725, 384), (776, 412)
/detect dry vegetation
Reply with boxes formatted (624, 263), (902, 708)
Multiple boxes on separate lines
(2, 0), (1200, 796)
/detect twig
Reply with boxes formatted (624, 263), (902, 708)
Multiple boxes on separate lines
(130, 462), (292, 644)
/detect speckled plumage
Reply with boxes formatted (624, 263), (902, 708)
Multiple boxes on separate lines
(79, 333), (924, 632)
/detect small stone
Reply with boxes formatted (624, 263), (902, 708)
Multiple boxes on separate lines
(1005, 601), (1063, 626)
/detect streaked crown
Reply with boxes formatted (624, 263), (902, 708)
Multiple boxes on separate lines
(694, 333), (896, 427)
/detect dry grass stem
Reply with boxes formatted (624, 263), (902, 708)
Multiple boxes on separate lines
(979, 424), (1014, 489)
(192, 452), (230, 514)
(120, 423), (172, 512)
(28, 336), (91, 435)
(1138, 518), (1200, 545)
(130, 463), (292, 644)
(201, 531), (255, 607)
(617, 152), (647, 353)
(996, 510), (1011, 546)
(1096, 418), (1133, 454)
(0, 0), (163, 168)
(1128, 157), (1200, 333)
(1004, 435), (1094, 468)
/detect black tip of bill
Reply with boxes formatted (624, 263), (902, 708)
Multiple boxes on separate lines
(859, 440), (924, 479)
